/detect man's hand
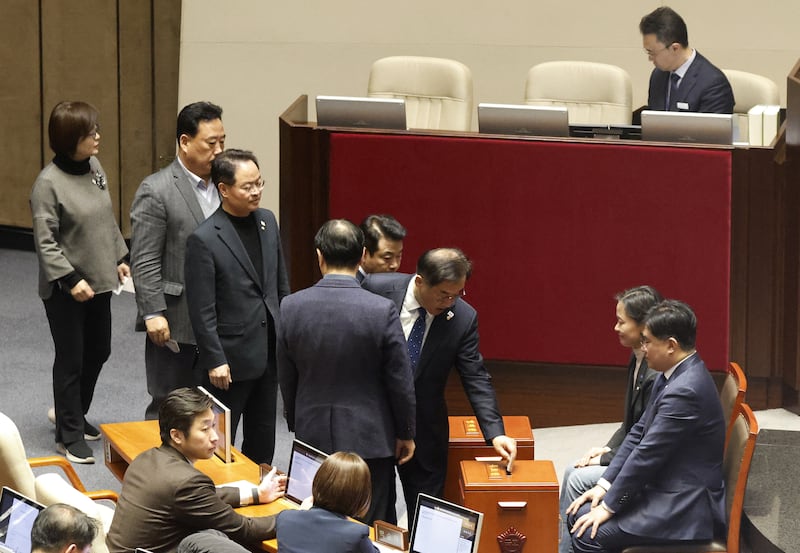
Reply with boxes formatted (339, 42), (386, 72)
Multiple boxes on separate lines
(575, 446), (610, 468)
(395, 439), (415, 465)
(209, 364), (232, 390)
(566, 484), (607, 516)
(70, 279), (95, 302)
(571, 502), (613, 540)
(492, 435), (517, 465)
(145, 315), (171, 346)
(258, 467), (287, 504)
(117, 262), (131, 282)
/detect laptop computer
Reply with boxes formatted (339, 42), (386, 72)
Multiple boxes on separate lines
(408, 493), (483, 553)
(0, 487), (45, 553)
(641, 110), (733, 145)
(282, 439), (329, 506)
(316, 95), (407, 130)
(478, 103), (569, 137)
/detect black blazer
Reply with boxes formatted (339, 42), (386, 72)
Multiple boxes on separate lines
(600, 354), (657, 465)
(185, 207), (289, 380)
(363, 273), (505, 473)
(647, 51), (734, 113)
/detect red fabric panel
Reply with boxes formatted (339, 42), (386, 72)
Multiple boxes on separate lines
(329, 133), (731, 370)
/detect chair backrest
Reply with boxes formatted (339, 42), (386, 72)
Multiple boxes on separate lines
(367, 56), (473, 131)
(722, 402), (758, 553)
(722, 69), (780, 113)
(525, 61), (632, 125)
(35, 474), (112, 553)
(721, 362), (747, 448)
(0, 412), (37, 498)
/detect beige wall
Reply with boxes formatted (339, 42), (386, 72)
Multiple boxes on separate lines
(179, 1), (800, 215)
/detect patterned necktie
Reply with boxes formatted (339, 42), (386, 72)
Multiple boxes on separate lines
(666, 72), (680, 110)
(407, 307), (427, 369)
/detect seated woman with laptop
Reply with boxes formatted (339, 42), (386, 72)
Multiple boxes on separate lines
(276, 452), (377, 553)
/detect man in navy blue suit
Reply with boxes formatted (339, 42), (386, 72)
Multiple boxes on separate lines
(640, 6), (734, 113)
(277, 219), (416, 525)
(566, 300), (726, 552)
(363, 248), (517, 519)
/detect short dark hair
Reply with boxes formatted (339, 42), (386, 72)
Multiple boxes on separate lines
(47, 101), (98, 157)
(639, 6), (689, 48)
(644, 299), (697, 351)
(615, 285), (663, 325)
(312, 452), (372, 518)
(416, 248), (472, 286)
(158, 387), (213, 445)
(360, 215), (407, 255)
(176, 101), (223, 143)
(31, 503), (98, 553)
(314, 219), (364, 269)
(211, 149), (259, 187)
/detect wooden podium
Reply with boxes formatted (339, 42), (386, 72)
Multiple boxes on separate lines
(460, 459), (558, 553)
(445, 415), (534, 503)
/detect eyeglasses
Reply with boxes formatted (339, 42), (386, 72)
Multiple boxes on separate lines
(85, 124), (100, 137)
(643, 45), (671, 57)
(436, 288), (466, 302)
(237, 178), (265, 194)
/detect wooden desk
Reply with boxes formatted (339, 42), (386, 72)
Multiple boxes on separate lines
(101, 421), (287, 552)
(100, 421), (371, 553)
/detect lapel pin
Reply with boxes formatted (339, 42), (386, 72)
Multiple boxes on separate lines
(259, 219), (267, 231)
(446, 310), (454, 321)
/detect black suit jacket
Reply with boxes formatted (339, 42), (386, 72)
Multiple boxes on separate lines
(363, 273), (504, 472)
(599, 354), (657, 465)
(277, 276), (415, 460)
(647, 51), (734, 113)
(185, 207), (289, 380)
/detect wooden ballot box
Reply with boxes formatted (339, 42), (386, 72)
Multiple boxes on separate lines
(445, 416), (534, 503)
(460, 459), (558, 553)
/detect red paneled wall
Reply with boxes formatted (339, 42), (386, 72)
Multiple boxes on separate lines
(329, 134), (731, 369)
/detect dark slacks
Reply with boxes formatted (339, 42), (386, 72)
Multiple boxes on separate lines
(43, 289), (111, 445)
(361, 457), (398, 525)
(397, 456), (446, 526)
(203, 366), (278, 465)
(144, 337), (200, 420)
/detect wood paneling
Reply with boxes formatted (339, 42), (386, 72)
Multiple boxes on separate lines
(0, 2), (42, 228)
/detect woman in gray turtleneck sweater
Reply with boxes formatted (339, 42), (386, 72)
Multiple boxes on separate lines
(30, 101), (129, 464)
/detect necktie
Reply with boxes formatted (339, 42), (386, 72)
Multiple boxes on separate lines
(652, 373), (668, 399)
(666, 72), (680, 110)
(407, 307), (427, 369)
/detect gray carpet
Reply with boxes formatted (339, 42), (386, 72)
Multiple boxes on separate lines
(2, 246), (799, 527)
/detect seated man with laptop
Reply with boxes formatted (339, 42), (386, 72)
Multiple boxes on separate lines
(31, 503), (98, 553)
(106, 388), (286, 553)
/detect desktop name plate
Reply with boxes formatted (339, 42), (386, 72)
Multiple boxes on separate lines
(373, 521), (409, 551)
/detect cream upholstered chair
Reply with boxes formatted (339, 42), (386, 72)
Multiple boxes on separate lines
(0, 412), (115, 553)
(525, 61), (633, 125)
(722, 69), (780, 113)
(367, 56), (473, 131)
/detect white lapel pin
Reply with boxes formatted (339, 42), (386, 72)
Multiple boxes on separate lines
(446, 310), (454, 320)
(259, 219), (267, 231)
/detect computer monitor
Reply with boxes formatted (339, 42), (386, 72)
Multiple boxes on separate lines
(197, 386), (231, 463)
(284, 439), (329, 505)
(410, 493), (483, 553)
(316, 95), (407, 130)
(0, 487), (45, 553)
(478, 103), (569, 137)
(641, 110), (733, 145)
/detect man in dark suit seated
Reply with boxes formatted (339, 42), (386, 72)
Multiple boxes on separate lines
(363, 248), (517, 519)
(566, 300), (726, 552)
(357, 214), (407, 282)
(277, 219), (416, 525)
(640, 6), (734, 113)
(106, 388), (286, 553)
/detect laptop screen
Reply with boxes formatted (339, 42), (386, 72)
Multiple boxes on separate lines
(316, 95), (407, 130)
(478, 103), (569, 137)
(0, 487), (45, 553)
(410, 493), (483, 553)
(284, 440), (328, 505)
